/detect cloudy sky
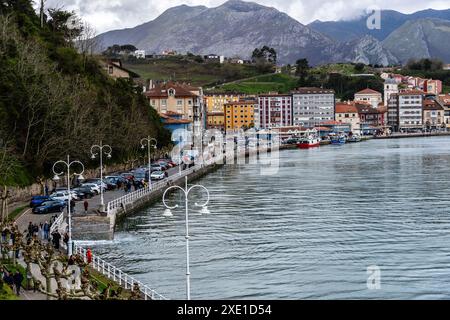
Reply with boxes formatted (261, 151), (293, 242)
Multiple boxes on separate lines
(41, 0), (449, 34)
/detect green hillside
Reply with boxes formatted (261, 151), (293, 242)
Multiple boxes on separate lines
(123, 55), (265, 87)
(0, 1), (170, 186)
(208, 73), (299, 94)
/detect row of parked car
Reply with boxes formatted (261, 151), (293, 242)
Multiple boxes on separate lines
(29, 159), (179, 214)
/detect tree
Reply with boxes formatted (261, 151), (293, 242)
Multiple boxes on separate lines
(252, 46), (277, 65)
(295, 58), (310, 86)
(354, 63), (365, 72)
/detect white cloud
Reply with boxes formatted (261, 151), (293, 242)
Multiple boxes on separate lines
(41, 0), (450, 34)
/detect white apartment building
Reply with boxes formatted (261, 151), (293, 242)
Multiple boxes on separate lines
(291, 87), (335, 128)
(388, 90), (424, 132)
(384, 79), (399, 107)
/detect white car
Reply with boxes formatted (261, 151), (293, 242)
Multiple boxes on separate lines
(150, 171), (165, 181)
(81, 183), (101, 194)
(50, 191), (76, 202)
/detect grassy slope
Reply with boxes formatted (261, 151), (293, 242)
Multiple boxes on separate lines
(210, 73), (299, 94)
(123, 56), (264, 87)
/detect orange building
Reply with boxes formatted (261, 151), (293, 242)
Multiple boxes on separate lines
(224, 99), (257, 130)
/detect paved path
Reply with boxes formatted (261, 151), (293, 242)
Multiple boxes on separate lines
(15, 165), (182, 232)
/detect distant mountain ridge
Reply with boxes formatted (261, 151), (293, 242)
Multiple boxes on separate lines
(96, 1), (450, 65)
(309, 8), (450, 42)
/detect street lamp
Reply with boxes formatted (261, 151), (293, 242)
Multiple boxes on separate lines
(140, 136), (157, 189)
(162, 176), (210, 300)
(52, 155), (85, 256)
(90, 141), (112, 212)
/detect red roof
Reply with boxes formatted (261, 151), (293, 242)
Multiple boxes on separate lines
(335, 103), (358, 113)
(355, 88), (381, 95)
(145, 81), (198, 98)
(314, 126), (332, 131)
(164, 118), (192, 124)
(322, 120), (348, 126)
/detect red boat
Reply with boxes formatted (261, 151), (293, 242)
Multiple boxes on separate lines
(297, 135), (320, 149)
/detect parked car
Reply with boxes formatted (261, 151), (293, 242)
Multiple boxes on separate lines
(50, 191), (78, 202)
(120, 172), (135, 180)
(72, 186), (94, 199)
(105, 176), (127, 186)
(150, 164), (163, 172)
(32, 200), (66, 214)
(155, 161), (169, 170)
(80, 183), (101, 195)
(150, 171), (165, 181)
(30, 195), (53, 208)
(84, 179), (108, 191)
(157, 159), (175, 168)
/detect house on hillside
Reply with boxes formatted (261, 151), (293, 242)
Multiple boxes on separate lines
(100, 59), (140, 80)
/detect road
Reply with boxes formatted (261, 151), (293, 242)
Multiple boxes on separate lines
(16, 165), (183, 232)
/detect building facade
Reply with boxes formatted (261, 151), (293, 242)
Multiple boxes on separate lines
(384, 79), (399, 107)
(145, 82), (205, 133)
(423, 99), (444, 129)
(387, 90), (424, 132)
(257, 94), (293, 129)
(335, 103), (360, 133)
(354, 88), (383, 108)
(291, 88), (335, 128)
(224, 99), (257, 130)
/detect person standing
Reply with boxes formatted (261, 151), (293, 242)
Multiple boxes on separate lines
(45, 184), (49, 196)
(52, 230), (61, 250)
(13, 271), (23, 296)
(86, 248), (93, 264)
(43, 221), (50, 240)
(83, 200), (89, 214)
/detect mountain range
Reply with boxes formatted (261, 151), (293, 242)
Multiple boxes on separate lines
(96, 0), (450, 66)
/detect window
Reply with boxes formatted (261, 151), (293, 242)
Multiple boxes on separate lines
(161, 99), (167, 106)
(168, 89), (175, 96)
(177, 100), (183, 106)
(108, 66), (113, 74)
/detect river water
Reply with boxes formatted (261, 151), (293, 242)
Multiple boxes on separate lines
(79, 136), (450, 299)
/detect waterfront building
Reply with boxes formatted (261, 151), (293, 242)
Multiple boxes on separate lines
(355, 102), (386, 135)
(335, 102), (360, 133)
(354, 88), (383, 108)
(224, 99), (257, 130)
(204, 94), (242, 113)
(423, 99), (445, 129)
(145, 81), (206, 133)
(438, 94), (450, 129)
(320, 120), (351, 134)
(291, 87), (335, 128)
(257, 94), (293, 129)
(384, 79), (399, 107)
(387, 90), (424, 132)
(160, 112), (192, 133)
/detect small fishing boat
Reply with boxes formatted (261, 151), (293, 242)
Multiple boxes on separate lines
(330, 134), (346, 145)
(347, 134), (361, 143)
(297, 135), (321, 149)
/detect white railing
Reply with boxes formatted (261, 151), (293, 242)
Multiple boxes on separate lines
(73, 244), (167, 300)
(105, 146), (263, 216)
(50, 211), (65, 234)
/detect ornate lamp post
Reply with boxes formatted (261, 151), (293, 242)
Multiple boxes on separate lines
(90, 141), (112, 212)
(52, 155), (85, 256)
(162, 176), (210, 300)
(140, 136), (157, 189)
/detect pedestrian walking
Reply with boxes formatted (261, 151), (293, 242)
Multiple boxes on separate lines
(45, 185), (49, 196)
(86, 248), (93, 264)
(13, 271), (23, 296)
(52, 230), (61, 250)
(70, 199), (76, 213)
(63, 232), (69, 251)
(43, 221), (50, 240)
(83, 200), (89, 214)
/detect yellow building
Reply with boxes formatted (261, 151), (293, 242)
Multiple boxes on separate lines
(207, 112), (225, 129)
(224, 100), (257, 130)
(204, 94), (242, 113)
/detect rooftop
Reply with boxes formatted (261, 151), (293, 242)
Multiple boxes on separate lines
(355, 88), (382, 95)
(291, 87), (335, 95)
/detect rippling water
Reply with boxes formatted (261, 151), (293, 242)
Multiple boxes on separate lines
(80, 136), (450, 299)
